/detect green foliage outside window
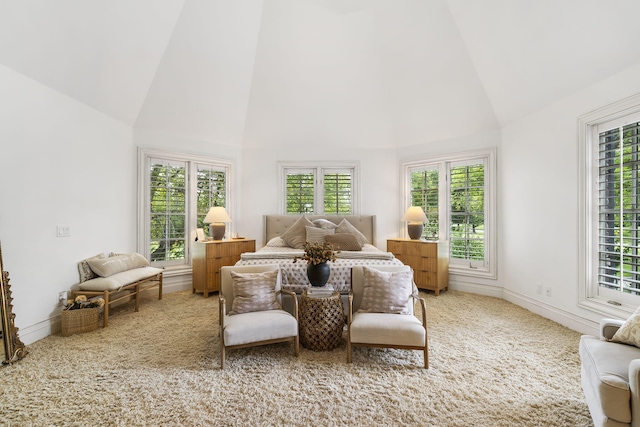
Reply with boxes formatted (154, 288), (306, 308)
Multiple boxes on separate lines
(149, 163), (186, 262)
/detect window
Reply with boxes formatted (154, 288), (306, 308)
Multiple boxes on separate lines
(403, 148), (496, 278)
(138, 148), (233, 269)
(279, 162), (359, 214)
(579, 94), (640, 314)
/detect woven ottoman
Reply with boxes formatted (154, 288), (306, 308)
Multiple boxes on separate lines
(299, 291), (345, 351)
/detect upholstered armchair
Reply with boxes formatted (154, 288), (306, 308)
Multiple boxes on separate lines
(219, 265), (299, 369)
(348, 265), (428, 368)
(580, 318), (640, 427)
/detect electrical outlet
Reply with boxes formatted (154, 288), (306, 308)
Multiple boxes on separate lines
(58, 291), (68, 304)
(536, 283), (542, 295)
(545, 286), (552, 297)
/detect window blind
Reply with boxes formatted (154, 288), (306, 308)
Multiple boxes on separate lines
(409, 167), (439, 239)
(286, 171), (315, 214)
(598, 121), (640, 295)
(323, 172), (352, 214)
(450, 162), (485, 262)
(196, 165), (226, 229)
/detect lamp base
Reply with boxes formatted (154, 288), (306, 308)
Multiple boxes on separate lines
(407, 223), (423, 240)
(210, 223), (226, 240)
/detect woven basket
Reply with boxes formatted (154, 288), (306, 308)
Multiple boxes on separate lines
(61, 307), (100, 336)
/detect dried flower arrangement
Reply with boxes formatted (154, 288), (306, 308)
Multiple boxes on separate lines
(293, 241), (339, 265)
(64, 295), (105, 311)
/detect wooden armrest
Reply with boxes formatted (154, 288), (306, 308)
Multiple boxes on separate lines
(279, 289), (298, 320)
(412, 294), (427, 328)
(348, 292), (354, 325)
(219, 295), (226, 327)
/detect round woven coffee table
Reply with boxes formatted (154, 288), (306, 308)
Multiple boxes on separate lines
(299, 291), (345, 351)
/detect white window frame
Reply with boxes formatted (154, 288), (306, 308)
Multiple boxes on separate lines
(137, 147), (235, 270)
(277, 161), (360, 215)
(578, 93), (640, 317)
(402, 148), (497, 279)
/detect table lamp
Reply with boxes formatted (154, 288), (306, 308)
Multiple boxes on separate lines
(402, 206), (427, 240)
(204, 207), (231, 240)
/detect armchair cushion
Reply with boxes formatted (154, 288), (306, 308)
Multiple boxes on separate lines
(229, 270), (281, 315)
(223, 310), (298, 347)
(350, 312), (425, 347)
(358, 266), (414, 314)
(612, 306), (640, 348)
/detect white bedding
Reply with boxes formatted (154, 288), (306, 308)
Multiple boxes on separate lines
(236, 244), (404, 293)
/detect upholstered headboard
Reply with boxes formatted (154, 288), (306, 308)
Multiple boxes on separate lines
(263, 215), (377, 247)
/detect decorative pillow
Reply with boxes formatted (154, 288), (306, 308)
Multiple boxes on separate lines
(326, 233), (361, 251)
(266, 236), (289, 247)
(87, 253), (150, 278)
(305, 226), (335, 243)
(312, 219), (338, 229)
(77, 253), (106, 283)
(281, 216), (315, 249)
(229, 270), (281, 315)
(612, 306), (640, 347)
(335, 219), (368, 247)
(358, 267), (414, 314)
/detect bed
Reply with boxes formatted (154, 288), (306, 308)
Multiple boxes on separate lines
(234, 214), (405, 295)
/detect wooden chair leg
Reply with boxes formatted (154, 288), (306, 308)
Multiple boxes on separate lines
(103, 291), (110, 328)
(294, 336), (299, 357)
(158, 273), (163, 300)
(220, 328), (226, 369)
(347, 340), (352, 363)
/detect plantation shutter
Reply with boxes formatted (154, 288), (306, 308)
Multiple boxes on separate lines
(409, 166), (440, 239)
(196, 164), (227, 229)
(286, 169), (315, 214)
(323, 170), (353, 214)
(598, 120), (640, 295)
(149, 159), (187, 263)
(449, 160), (485, 264)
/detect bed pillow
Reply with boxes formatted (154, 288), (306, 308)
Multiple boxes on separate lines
(229, 270), (281, 315)
(335, 219), (369, 247)
(305, 226), (335, 243)
(325, 233), (361, 251)
(612, 306), (640, 347)
(281, 216), (315, 249)
(312, 219), (338, 229)
(266, 236), (289, 247)
(78, 253), (106, 283)
(358, 267), (414, 314)
(87, 253), (150, 278)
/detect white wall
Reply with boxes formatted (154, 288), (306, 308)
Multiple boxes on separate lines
(501, 62), (640, 335)
(0, 64), (135, 343)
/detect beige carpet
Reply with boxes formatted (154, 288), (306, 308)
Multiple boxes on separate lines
(0, 290), (593, 426)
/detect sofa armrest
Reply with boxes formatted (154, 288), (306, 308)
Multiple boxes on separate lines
(600, 318), (625, 340)
(630, 360), (640, 427)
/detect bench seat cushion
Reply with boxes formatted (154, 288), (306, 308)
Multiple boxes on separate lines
(78, 267), (163, 291)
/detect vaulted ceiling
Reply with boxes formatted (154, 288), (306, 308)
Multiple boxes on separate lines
(2, 0), (640, 148)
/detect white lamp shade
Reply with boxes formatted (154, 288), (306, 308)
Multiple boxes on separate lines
(204, 207), (231, 224)
(401, 206), (427, 224)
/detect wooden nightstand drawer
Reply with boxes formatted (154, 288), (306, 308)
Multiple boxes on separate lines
(387, 238), (449, 296)
(193, 239), (256, 297)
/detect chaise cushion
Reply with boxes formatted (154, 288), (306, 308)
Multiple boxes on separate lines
(78, 267), (163, 291)
(579, 334), (638, 424)
(87, 253), (150, 278)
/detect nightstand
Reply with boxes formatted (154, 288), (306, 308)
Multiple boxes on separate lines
(387, 239), (449, 296)
(192, 239), (256, 297)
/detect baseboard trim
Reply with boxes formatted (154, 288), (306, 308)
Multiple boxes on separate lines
(502, 289), (598, 336)
(19, 278), (193, 345)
